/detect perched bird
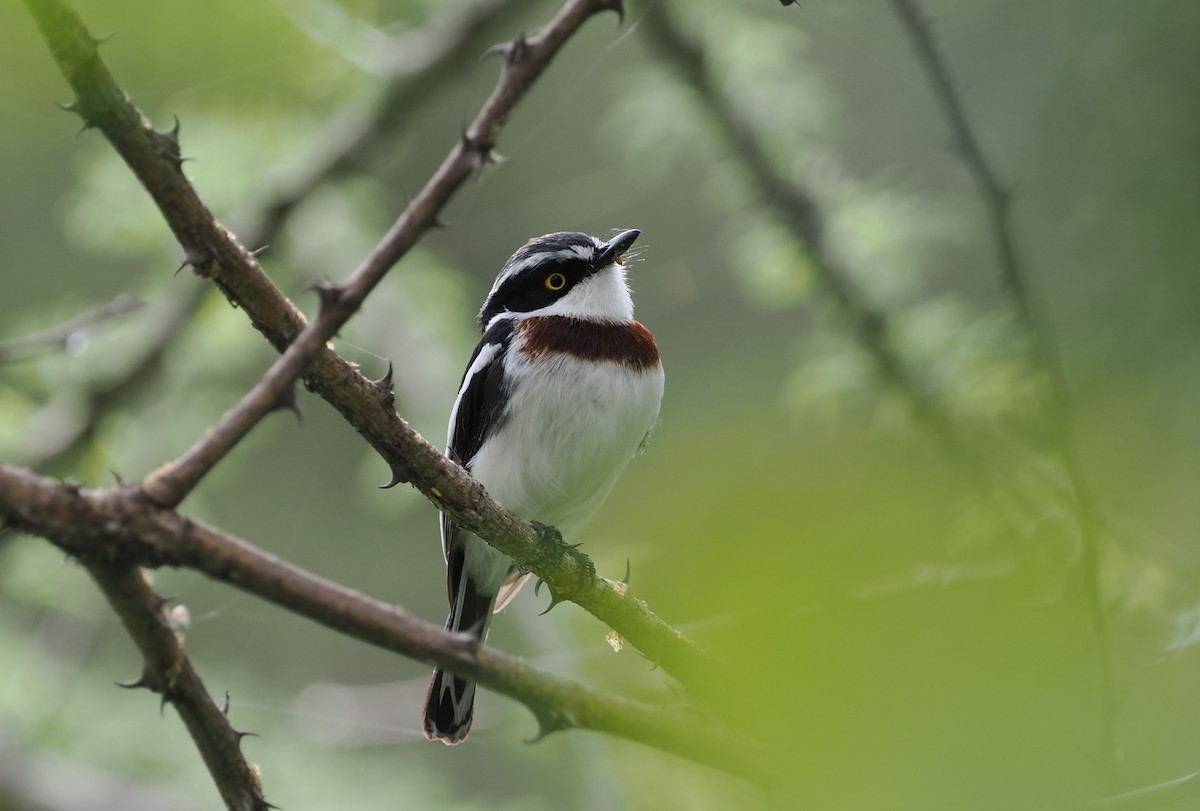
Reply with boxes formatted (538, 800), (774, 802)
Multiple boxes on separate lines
(423, 229), (664, 744)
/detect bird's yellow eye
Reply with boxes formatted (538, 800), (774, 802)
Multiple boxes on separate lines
(545, 272), (567, 291)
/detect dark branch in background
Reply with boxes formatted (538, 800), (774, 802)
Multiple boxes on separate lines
(252, 0), (533, 239)
(85, 563), (271, 811)
(23, 285), (205, 473)
(887, 0), (1117, 777)
(0, 293), (141, 362)
(25, 0), (707, 692)
(0, 464), (768, 785)
(642, 4), (976, 476)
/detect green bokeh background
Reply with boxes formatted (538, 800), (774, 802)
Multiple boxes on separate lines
(2, 1), (1199, 809)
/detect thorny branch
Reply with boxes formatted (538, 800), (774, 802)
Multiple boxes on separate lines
(0, 464), (769, 785)
(17, 0), (722, 805)
(24, 0), (706, 685)
(85, 562), (271, 811)
(887, 0), (1117, 776)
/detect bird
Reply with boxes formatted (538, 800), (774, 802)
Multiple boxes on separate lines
(422, 229), (664, 744)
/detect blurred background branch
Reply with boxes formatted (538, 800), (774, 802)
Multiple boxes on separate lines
(642, 2), (974, 475)
(0, 294), (141, 364)
(887, 0), (1116, 774)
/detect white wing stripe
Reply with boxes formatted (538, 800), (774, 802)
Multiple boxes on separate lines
(445, 341), (501, 454)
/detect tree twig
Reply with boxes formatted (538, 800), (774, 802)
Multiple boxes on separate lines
(0, 294), (142, 363)
(85, 562), (271, 811)
(25, 0), (708, 687)
(887, 0), (1117, 775)
(251, 0), (533, 240)
(23, 284), (206, 474)
(0, 463), (768, 785)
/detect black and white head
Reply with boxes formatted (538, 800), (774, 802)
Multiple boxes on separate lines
(477, 230), (641, 329)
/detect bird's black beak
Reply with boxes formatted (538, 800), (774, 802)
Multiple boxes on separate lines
(595, 229), (640, 267)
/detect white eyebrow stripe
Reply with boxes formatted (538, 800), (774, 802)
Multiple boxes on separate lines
(488, 245), (595, 296)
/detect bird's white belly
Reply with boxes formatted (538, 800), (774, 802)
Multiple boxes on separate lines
(469, 352), (663, 541)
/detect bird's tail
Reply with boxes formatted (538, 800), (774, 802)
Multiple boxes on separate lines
(422, 553), (497, 744)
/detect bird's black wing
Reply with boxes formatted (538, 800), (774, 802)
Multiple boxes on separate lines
(440, 317), (515, 562)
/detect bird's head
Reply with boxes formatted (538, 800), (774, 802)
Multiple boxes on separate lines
(477, 229), (641, 329)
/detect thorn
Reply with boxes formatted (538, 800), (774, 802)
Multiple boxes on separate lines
(55, 100), (81, 116)
(374, 359), (395, 388)
(507, 32), (530, 64)
(74, 120), (94, 137)
(430, 216), (450, 230)
(481, 41), (508, 61)
(485, 149), (506, 166)
(460, 128), (494, 161)
(249, 244), (270, 259)
(271, 383), (303, 422)
(309, 281), (344, 315)
(533, 578), (545, 598)
(222, 691), (231, 716)
(371, 360), (395, 409)
(116, 672), (155, 691)
(594, 0), (625, 23)
(153, 118), (185, 169)
(378, 464), (408, 489)
(90, 31), (117, 46)
(174, 250), (209, 276)
(233, 728), (259, 743)
(110, 469), (125, 485)
(537, 593), (564, 616)
(157, 114), (181, 146)
(623, 558), (631, 586)
(524, 719), (561, 744)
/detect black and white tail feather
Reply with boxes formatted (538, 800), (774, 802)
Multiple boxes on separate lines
(422, 229), (663, 744)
